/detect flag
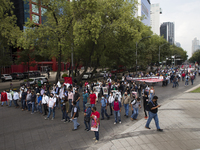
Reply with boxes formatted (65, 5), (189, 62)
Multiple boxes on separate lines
(64, 77), (72, 84)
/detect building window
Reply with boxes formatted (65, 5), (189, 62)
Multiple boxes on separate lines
(32, 14), (40, 24)
(32, 4), (39, 14)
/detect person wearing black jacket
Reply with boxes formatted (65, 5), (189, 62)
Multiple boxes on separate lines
(143, 92), (148, 119)
(145, 96), (163, 132)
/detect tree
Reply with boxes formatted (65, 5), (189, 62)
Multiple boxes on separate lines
(0, 0), (20, 74)
(189, 49), (200, 63)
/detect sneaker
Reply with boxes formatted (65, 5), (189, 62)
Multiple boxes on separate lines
(64, 121), (67, 123)
(61, 119), (65, 121)
(45, 117), (49, 120)
(144, 116), (148, 119)
(157, 129), (163, 132)
(131, 118), (134, 121)
(145, 126), (151, 129)
(51, 118), (54, 120)
(77, 125), (80, 128)
(114, 122), (116, 125)
(87, 129), (90, 131)
(72, 129), (77, 131)
(119, 121), (122, 124)
(95, 140), (98, 143)
(93, 137), (96, 140)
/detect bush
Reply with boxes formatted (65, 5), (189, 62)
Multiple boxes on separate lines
(62, 73), (68, 78)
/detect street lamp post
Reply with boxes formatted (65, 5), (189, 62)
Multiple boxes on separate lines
(159, 43), (168, 64)
(136, 36), (151, 73)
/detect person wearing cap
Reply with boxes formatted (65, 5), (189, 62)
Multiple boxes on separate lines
(112, 97), (122, 124)
(37, 93), (43, 114)
(145, 96), (163, 132)
(82, 90), (89, 112)
(84, 103), (91, 131)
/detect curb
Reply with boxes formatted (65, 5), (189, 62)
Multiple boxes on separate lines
(184, 84), (200, 93)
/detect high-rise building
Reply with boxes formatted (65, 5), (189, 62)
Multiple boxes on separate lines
(192, 38), (200, 55)
(136, 0), (151, 26)
(160, 22), (175, 45)
(175, 42), (181, 47)
(150, 3), (162, 35)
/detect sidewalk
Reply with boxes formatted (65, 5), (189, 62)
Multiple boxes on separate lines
(91, 92), (200, 150)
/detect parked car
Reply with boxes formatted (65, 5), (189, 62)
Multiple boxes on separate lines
(10, 72), (24, 80)
(1, 74), (12, 82)
(82, 73), (95, 80)
(20, 77), (48, 86)
(29, 71), (41, 77)
(98, 71), (109, 77)
(23, 72), (32, 79)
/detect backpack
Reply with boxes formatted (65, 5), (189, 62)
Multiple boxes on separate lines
(145, 101), (153, 111)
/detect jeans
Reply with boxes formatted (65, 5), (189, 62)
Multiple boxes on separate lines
(84, 119), (90, 130)
(13, 100), (19, 107)
(43, 104), (47, 115)
(27, 101), (31, 111)
(94, 126), (99, 140)
(91, 104), (95, 108)
(124, 104), (129, 116)
(101, 107), (109, 119)
(185, 80), (189, 85)
(37, 104), (43, 113)
(149, 93), (154, 101)
(114, 110), (121, 123)
(191, 79), (194, 85)
(69, 99), (72, 112)
(172, 82), (176, 88)
(47, 107), (55, 118)
(131, 108), (139, 119)
(109, 103), (113, 115)
(21, 99), (26, 109)
(9, 100), (12, 107)
(182, 77), (184, 81)
(32, 102), (37, 113)
(72, 118), (80, 129)
(2, 101), (8, 106)
(62, 109), (66, 120)
(83, 101), (87, 112)
(76, 100), (80, 111)
(145, 111), (160, 129)
(65, 112), (70, 121)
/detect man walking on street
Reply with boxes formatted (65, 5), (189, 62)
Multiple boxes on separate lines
(71, 101), (80, 131)
(145, 96), (163, 132)
(112, 97), (122, 124)
(100, 95), (110, 120)
(122, 92), (131, 118)
(74, 89), (80, 111)
(82, 90), (89, 112)
(91, 107), (100, 143)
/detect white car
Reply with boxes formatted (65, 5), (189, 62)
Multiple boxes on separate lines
(1, 74), (13, 82)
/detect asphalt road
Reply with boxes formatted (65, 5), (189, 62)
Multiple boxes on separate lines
(0, 75), (199, 150)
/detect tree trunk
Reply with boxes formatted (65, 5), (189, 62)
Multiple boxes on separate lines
(77, 65), (88, 83)
(68, 62), (71, 77)
(55, 45), (62, 84)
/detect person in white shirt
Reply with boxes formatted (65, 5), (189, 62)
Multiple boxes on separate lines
(42, 92), (49, 116)
(7, 90), (13, 107)
(13, 90), (20, 108)
(45, 93), (56, 120)
(108, 92), (115, 115)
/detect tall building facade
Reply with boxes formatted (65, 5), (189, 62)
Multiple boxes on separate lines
(175, 42), (181, 47)
(136, 0), (151, 26)
(160, 22), (175, 45)
(192, 38), (200, 55)
(150, 3), (162, 35)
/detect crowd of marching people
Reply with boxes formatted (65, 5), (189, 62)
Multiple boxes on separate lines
(0, 65), (198, 142)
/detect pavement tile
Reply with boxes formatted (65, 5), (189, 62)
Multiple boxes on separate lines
(118, 138), (131, 147)
(111, 139), (124, 149)
(124, 137), (138, 146)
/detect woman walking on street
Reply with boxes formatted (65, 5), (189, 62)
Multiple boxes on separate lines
(149, 86), (155, 101)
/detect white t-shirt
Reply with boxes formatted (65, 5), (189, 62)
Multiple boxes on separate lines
(7, 92), (12, 101)
(108, 95), (115, 103)
(13, 92), (19, 100)
(42, 95), (49, 104)
(48, 97), (56, 107)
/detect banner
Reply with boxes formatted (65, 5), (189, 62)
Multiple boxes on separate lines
(126, 76), (163, 83)
(64, 77), (72, 84)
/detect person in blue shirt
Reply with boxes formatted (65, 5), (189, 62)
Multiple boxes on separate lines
(100, 95), (110, 120)
(84, 103), (91, 131)
(37, 93), (43, 114)
(82, 90), (89, 112)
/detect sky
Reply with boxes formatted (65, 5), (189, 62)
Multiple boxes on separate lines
(150, 0), (200, 58)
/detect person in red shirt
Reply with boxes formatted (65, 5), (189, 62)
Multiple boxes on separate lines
(90, 107), (100, 142)
(84, 81), (88, 87)
(90, 90), (97, 108)
(1, 90), (8, 106)
(182, 72), (185, 81)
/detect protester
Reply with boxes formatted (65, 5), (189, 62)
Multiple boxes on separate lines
(64, 97), (70, 123)
(89, 90), (96, 108)
(13, 90), (20, 108)
(37, 93), (43, 114)
(31, 90), (37, 114)
(145, 96), (163, 132)
(121, 92), (131, 118)
(45, 93), (56, 120)
(143, 91), (149, 119)
(1, 90), (8, 106)
(131, 97), (141, 121)
(112, 97), (122, 124)
(42, 92), (48, 116)
(108, 92), (115, 116)
(100, 95), (110, 120)
(84, 103), (91, 131)
(71, 101), (80, 131)
(82, 90), (89, 112)
(91, 106), (100, 143)
(74, 89), (80, 111)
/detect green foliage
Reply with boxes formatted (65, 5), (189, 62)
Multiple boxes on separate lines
(62, 73), (68, 78)
(189, 49), (200, 63)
